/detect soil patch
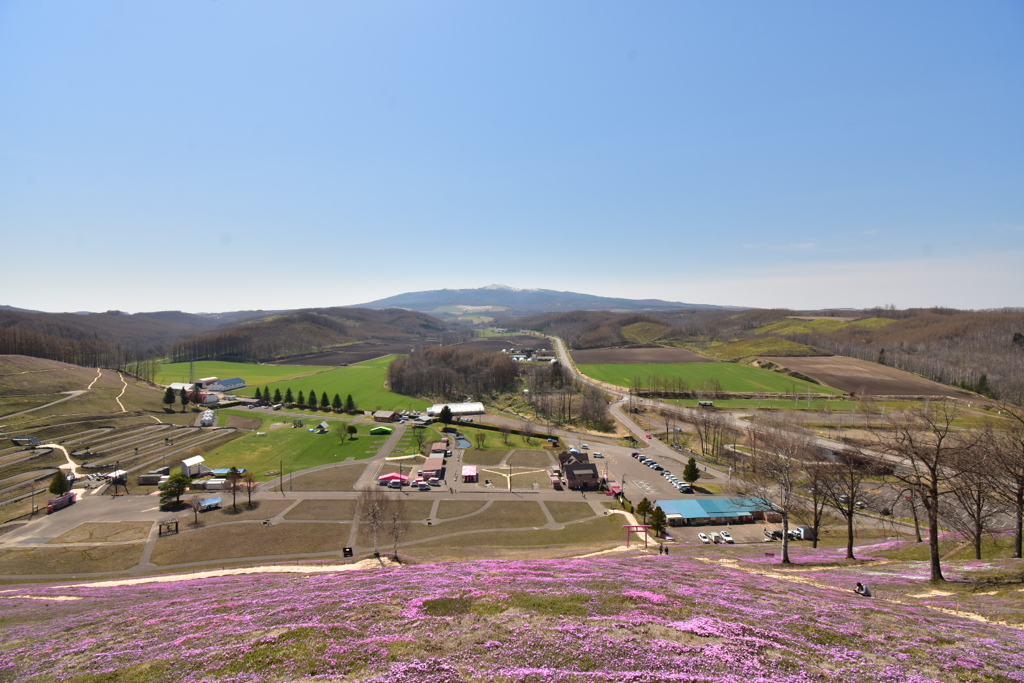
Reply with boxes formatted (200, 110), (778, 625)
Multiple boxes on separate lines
(284, 500), (357, 521)
(281, 464), (369, 491)
(271, 340), (425, 366)
(451, 336), (553, 353)
(48, 522), (153, 544)
(544, 502), (598, 524)
(226, 416), (261, 430)
(506, 450), (554, 468)
(151, 523), (350, 565)
(0, 544), (144, 575)
(572, 347), (713, 364)
(198, 500), (291, 522)
(435, 501), (488, 519)
(760, 356), (976, 398)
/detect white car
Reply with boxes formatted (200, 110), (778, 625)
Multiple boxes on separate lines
(720, 530), (734, 543)
(580, 444), (589, 450)
(592, 452), (604, 458)
(698, 533), (710, 544)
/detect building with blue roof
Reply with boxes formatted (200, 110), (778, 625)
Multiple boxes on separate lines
(654, 497), (774, 527)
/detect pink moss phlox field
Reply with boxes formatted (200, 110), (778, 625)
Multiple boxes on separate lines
(1, 554), (1022, 682)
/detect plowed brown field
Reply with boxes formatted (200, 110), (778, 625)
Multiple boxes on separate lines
(760, 356), (975, 398)
(572, 347), (713, 364)
(271, 340), (423, 366)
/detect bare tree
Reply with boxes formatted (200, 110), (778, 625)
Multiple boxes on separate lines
(987, 407), (1024, 558)
(189, 495), (203, 527)
(357, 486), (393, 555)
(226, 467), (242, 512)
(876, 404), (972, 582)
(500, 425), (511, 445)
(793, 460), (830, 550)
(946, 444), (1002, 560)
(818, 447), (883, 559)
(388, 496), (410, 562)
(243, 470), (257, 509)
(735, 418), (811, 564)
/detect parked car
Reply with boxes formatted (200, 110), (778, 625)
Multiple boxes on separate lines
(631, 452), (641, 458)
(709, 532), (721, 544)
(580, 444), (589, 450)
(698, 533), (711, 544)
(592, 452), (604, 458)
(387, 480), (402, 489)
(719, 530), (734, 543)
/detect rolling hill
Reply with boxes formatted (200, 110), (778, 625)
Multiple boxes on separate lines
(356, 284), (728, 314)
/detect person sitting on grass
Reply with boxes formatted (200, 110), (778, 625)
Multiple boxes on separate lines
(854, 582), (872, 597)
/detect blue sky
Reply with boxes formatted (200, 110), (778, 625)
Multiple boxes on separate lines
(1, 1), (1021, 313)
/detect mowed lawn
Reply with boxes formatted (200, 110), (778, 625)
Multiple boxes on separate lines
(156, 360), (331, 386)
(577, 362), (846, 394)
(239, 356), (430, 412)
(201, 412), (382, 480)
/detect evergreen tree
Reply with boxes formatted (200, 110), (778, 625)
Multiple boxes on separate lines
(439, 405), (453, 426)
(682, 457), (702, 485)
(180, 388), (188, 413)
(273, 388), (283, 403)
(308, 391), (318, 410)
(635, 497), (653, 524)
(877, 348), (887, 365)
(285, 388), (294, 403)
(345, 394), (356, 413)
(977, 374), (991, 397)
(159, 472), (192, 508)
(297, 391), (305, 407)
(650, 506), (668, 537)
(48, 470), (70, 496)
(332, 393), (342, 412)
(321, 392), (330, 410)
(162, 387), (176, 411)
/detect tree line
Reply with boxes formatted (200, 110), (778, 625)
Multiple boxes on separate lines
(387, 346), (520, 400)
(695, 403), (1024, 583)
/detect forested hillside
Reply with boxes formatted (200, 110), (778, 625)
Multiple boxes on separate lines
(170, 307), (448, 363)
(508, 307), (1024, 403)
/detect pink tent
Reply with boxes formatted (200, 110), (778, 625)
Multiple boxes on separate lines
(378, 472), (410, 482)
(461, 465), (478, 483)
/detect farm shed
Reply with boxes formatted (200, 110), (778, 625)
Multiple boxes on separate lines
(461, 465), (478, 483)
(197, 377), (220, 389)
(564, 463), (600, 491)
(653, 498), (769, 527)
(182, 455), (213, 478)
(204, 478), (229, 491)
(373, 410), (398, 422)
(167, 382), (195, 393)
(211, 468), (247, 477)
(426, 402), (485, 417)
(206, 377), (245, 391)
(421, 456), (445, 478)
(370, 426), (394, 435)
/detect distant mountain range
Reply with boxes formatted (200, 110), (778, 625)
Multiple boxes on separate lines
(356, 284), (728, 315)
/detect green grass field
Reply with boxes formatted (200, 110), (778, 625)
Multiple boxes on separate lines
(200, 411), (382, 479)
(156, 361), (331, 387)
(577, 362), (846, 395)
(700, 337), (829, 362)
(238, 356), (429, 412)
(754, 317), (894, 336)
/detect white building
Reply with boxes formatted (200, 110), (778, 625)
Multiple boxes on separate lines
(426, 402), (485, 417)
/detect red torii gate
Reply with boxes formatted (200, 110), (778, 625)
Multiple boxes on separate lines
(622, 524), (653, 549)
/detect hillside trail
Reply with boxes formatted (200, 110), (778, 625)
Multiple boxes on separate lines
(700, 555), (1022, 630)
(114, 373), (128, 412)
(86, 368), (102, 390)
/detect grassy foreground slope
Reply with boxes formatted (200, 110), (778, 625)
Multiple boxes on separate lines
(2, 543), (1022, 682)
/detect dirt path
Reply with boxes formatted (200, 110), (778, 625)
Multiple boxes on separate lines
(42, 443), (80, 479)
(114, 373), (128, 412)
(0, 391), (87, 420)
(86, 369), (102, 390)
